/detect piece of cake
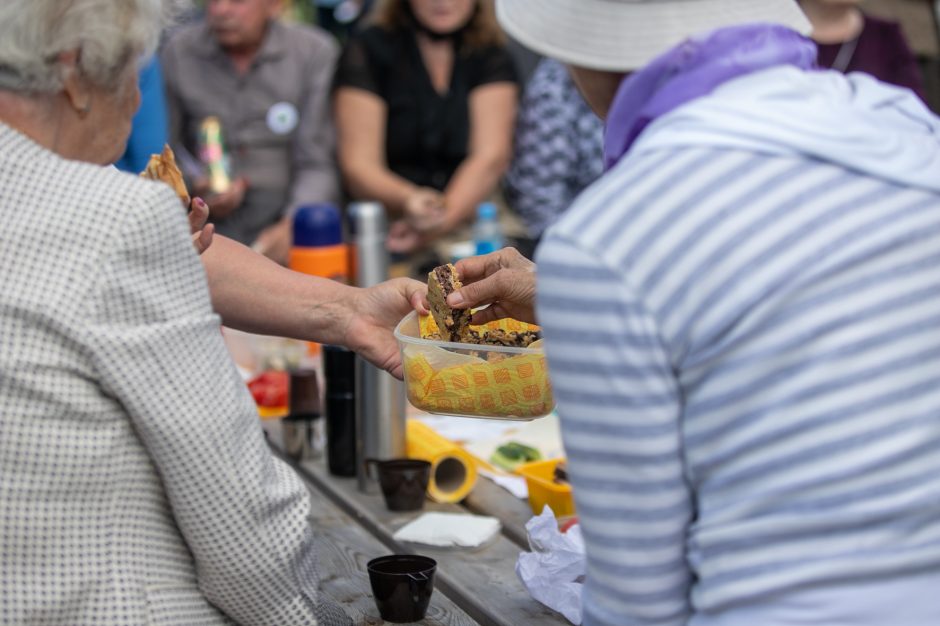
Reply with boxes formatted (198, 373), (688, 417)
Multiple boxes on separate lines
(468, 328), (541, 348)
(140, 144), (190, 207)
(427, 263), (472, 343)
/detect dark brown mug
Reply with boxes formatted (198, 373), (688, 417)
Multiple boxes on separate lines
(367, 554), (437, 623)
(366, 458), (431, 511)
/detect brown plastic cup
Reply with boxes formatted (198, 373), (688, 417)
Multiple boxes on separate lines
(366, 458), (431, 511)
(367, 554), (437, 623)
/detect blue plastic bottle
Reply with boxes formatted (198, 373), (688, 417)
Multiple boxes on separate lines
(473, 202), (503, 256)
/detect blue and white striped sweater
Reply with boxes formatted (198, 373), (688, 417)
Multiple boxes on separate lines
(537, 136), (940, 625)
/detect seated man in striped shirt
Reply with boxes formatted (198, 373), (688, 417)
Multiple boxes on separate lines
(447, 1), (940, 625)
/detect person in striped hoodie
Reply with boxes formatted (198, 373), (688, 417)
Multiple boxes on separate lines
(448, 1), (940, 624)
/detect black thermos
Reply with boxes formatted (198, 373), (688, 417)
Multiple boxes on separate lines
(323, 345), (357, 476)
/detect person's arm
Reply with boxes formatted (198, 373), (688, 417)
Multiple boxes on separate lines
(334, 86), (422, 215)
(85, 185), (320, 623)
(536, 235), (693, 626)
(201, 234), (425, 378)
(333, 32), (428, 215)
(438, 82), (517, 232)
(385, 81), (518, 254)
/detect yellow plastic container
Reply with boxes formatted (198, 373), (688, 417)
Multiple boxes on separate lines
(516, 458), (575, 517)
(395, 311), (554, 420)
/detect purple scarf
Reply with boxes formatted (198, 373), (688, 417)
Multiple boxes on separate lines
(604, 24), (818, 169)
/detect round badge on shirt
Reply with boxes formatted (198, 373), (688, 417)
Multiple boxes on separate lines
(266, 102), (299, 135)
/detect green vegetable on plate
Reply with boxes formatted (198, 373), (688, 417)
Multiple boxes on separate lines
(490, 442), (542, 472)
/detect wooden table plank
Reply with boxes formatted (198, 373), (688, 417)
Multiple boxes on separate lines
(462, 476), (534, 548)
(294, 457), (569, 626)
(305, 471), (480, 625)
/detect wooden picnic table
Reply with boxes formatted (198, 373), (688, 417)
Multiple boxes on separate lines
(302, 460), (478, 626)
(304, 472), (478, 625)
(277, 448), (571, 626)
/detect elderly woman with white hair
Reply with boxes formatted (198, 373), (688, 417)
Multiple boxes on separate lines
(0, 1), (424, 624)
(448, 1), (940, 625)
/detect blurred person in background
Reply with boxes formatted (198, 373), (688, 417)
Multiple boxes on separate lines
(315, 0), (375, 40)
(800, 0), (927, 99)
(0, 0), (424, 623)
(449, 0), (940, 624)
(333, 0), (518, 255)
(162, 0), (340, 264)
(503, 58), (604, 240)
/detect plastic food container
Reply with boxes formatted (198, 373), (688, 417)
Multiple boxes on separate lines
(394, 311), (554, 420)
(516, 458), (575, 517)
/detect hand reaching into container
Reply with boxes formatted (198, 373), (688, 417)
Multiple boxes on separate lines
(448, 247), (537, 325)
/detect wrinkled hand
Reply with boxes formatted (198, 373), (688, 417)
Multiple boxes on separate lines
(403, 187), (445, 233)
(188, 197), (214, 255)
(251, 216), (292, 266)
(195, 176), (247, 220)
(342, 278), (428, 379)
(450, 247), (537, 325)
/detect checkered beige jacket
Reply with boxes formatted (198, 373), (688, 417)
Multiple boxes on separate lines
(0, 122), (321, 625)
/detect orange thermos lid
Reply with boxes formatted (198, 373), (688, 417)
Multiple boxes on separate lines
(289, 203), (348, 282)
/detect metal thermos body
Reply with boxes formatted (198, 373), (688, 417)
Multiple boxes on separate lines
(348, 202), (407, 492)
(323, 346), (357, 477)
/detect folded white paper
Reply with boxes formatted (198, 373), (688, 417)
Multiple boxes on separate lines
(515, 507), (585, 625)
(393, 512), (501, 548)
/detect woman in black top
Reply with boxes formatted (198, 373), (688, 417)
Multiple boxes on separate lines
(334, 0), (518, 254)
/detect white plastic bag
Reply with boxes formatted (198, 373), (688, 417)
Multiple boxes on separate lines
(515, 506), (585, 625)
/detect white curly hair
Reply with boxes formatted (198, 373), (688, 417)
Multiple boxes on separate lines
(0, 0), (188, 93)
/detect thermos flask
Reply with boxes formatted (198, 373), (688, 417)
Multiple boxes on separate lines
(289, 203), (349, 358)
(288, 203), (349, 283)
(323, 345), (357, 477)
(348, 202), (407, 492)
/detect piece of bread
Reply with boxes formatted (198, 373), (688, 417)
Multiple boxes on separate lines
(427, 263), (472, 343)
(140, 144), (190, 207)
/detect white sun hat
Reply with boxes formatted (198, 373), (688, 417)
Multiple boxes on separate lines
(496, 0), (812, 72)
